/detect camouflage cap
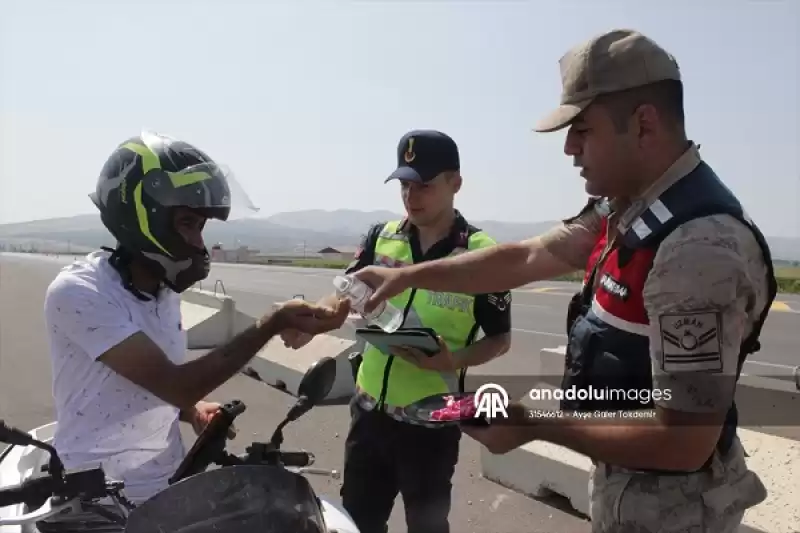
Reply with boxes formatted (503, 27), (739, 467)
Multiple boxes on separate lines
(534, 29), (682, 133)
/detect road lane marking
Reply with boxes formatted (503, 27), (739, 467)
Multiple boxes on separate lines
(522, 287), (564, 294)
(744, 360), (798, 370)
(513, 303), (551, 309)
(771, 301), (796, 313)
(510, 329), (794, 373)
(211, 278), (798, 317)
(512, 327), (567, 338)
(520, 287), (798, 313)
(182, 284), (794, 373)
(518, 287), (574, 296)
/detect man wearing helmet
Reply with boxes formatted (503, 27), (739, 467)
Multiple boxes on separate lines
(41, 132), (350, 514)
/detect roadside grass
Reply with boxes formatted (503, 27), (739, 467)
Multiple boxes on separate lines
(775, 267), (800, 294)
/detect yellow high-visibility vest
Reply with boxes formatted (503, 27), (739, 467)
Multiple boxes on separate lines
(356, 220), (498, 407)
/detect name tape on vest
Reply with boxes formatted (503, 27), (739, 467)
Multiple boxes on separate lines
(658, 311), (723, 373)
(426, 291), (472, 313)
(599, 273), (630, 301)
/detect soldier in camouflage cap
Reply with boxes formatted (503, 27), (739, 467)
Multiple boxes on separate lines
(349, 29), (777, 533)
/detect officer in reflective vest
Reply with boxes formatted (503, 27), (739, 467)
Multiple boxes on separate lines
(282, 130), (512, 533)
(350, 30), (777, 533)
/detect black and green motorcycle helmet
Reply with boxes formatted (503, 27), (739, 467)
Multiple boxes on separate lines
(90, 131), (233, 294)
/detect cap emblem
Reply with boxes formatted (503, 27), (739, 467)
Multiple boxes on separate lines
(403, 137), (416, 163)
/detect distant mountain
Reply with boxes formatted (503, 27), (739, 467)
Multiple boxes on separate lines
(265, 209), (559, 243)
(1, 209), (798, 261)
(266, 209), (401, 237)
(0, 214), (100, 235)
(0, 213), (362, 255)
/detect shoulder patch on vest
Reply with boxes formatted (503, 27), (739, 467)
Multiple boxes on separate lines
(658, 311), (723, 373)
(487, 292), (511, 311)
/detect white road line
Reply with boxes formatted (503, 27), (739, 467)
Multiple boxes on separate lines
(193, 279), (795, 372)
(512, 328), (568, 339)
(744, 360), (797, 370)
(510, 329), (795, 372)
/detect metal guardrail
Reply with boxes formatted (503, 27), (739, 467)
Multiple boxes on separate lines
(191, 279), (227, 298)
(794, 365), (800, 392)
(214, 279), (227, 297)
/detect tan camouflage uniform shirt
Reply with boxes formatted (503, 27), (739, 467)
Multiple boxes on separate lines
(540, 143), (770, 533)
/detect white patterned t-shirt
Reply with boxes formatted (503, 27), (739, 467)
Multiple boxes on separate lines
(44, 251), (187, 503)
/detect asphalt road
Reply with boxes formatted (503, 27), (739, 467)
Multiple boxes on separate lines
(201, 261), (800, 382)
(16, 254), (799, 381)
(0, 253), (592, 532)
(205, 262), (800, 441)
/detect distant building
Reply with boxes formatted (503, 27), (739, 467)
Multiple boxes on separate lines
(209, 243), (259, 263)
(211, 243), (225, 262)
(317, 246), (359, 261)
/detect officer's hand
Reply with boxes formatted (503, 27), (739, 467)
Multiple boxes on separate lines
(461, 403), (533, 454)
(389, 336), (456, 372)
(274, 298), (351, 335)
(352, 266), (411, 314)
(280, 329), (314, 349)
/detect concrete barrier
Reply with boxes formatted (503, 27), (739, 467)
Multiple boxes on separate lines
(180, 288), (373, 402)
(181, 288), (254, 349)
(480, 346), (800, 533)
(247, 333), (358, 401)
(245, 315), (367, 401)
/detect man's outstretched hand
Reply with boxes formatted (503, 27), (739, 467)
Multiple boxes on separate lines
(281, 329), (314, 350)
(274, 298), (351, 336)
(352, 266), (412, 314)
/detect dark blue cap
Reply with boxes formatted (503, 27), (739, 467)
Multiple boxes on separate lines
(385, 130), (460, 184)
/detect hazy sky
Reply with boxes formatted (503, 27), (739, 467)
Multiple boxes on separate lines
(1, 0), (798, 237)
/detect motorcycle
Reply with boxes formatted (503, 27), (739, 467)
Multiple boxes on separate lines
(0, 356), (359, 533)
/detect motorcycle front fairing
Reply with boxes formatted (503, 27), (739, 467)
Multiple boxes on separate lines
(124, 465), (327, 533)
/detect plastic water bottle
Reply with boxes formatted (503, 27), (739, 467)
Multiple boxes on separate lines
(333, 274), (403, 333)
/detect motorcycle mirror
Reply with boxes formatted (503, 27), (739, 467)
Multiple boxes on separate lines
(270, 357), (336, 448)
(282, 357), (337, 425)
(297, 356), (337, 406)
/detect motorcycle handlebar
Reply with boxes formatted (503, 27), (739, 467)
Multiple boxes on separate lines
(278, 450), (314, 468)
(0, 448), (319, 510)
(0, 467), (112, 509)
(0, 398), (325, 514)
(0, 421), (37, 448)
(0, 478), (48, 508)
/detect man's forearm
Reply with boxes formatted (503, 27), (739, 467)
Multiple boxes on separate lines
(405, 238), (573, 294)
(172, 311), (285, 409)
(454, 333), (510, 369)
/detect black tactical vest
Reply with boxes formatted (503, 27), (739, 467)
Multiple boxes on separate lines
(562, 161), (777, 473)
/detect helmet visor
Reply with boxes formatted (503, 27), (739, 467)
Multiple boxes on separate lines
(141, 162), (259, 221)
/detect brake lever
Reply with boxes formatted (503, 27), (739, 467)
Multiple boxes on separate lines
(287, 467), (340, 480)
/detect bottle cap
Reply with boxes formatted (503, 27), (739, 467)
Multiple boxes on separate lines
(333, 275), (352, 293)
